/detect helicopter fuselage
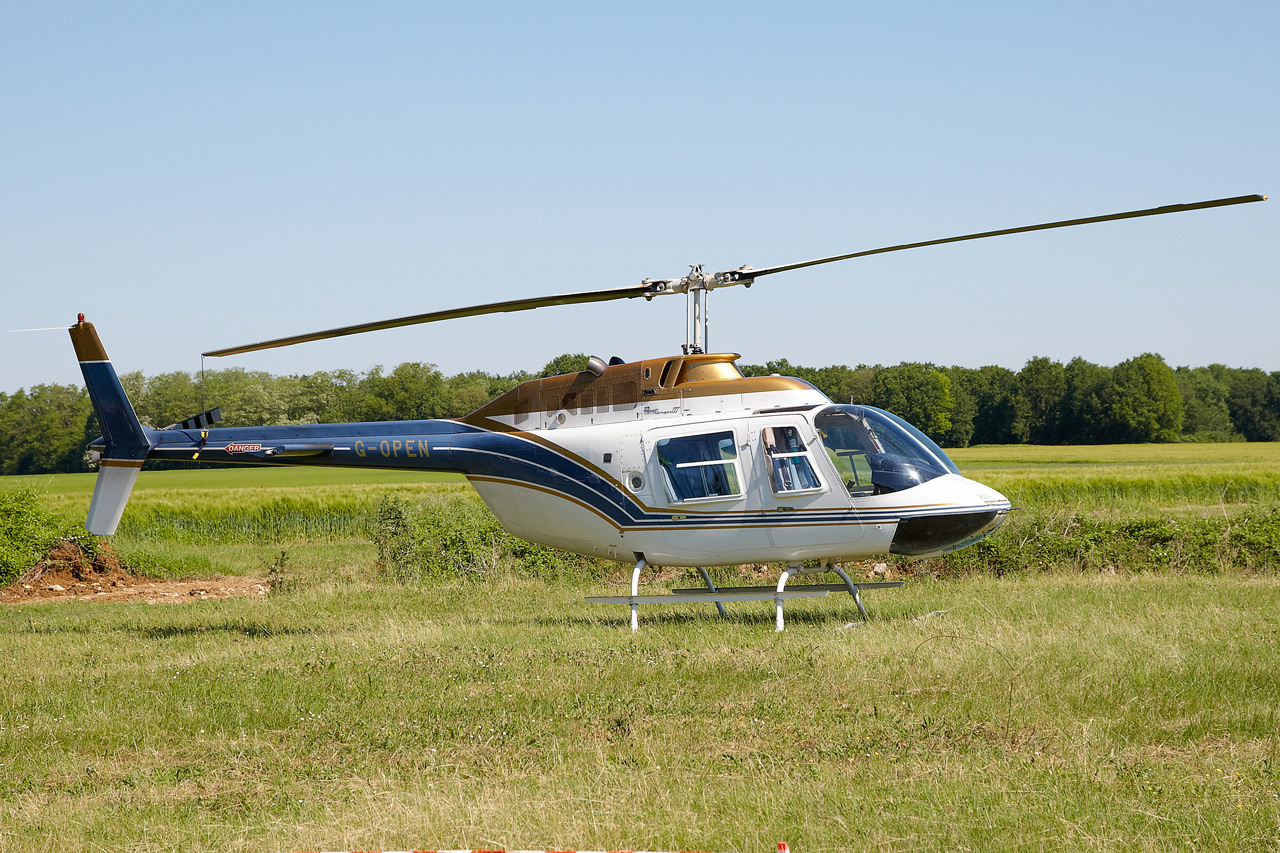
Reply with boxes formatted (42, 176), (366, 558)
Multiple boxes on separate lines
(87, 336), (1010, 566)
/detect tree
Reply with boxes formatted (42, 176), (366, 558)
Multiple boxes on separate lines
(1062, 357), (1114, 444)
(540, 353), (589, 378)
(967, 365), (1018, 445)
(9, 349), (1280, 478)
(814, 364), (875, 404)
(449, 369), (535, 400)
(0, 384), (94, 474)
(195, 368), (292, 426)
(940, 367), (976, 448)
(442, 380), (494, 418)
(1175, 365), (1241, 441)
(870, 363), (954, 441)
(135, 371), (202, 429)
(1108, 353), (1183, 443)
(1226, 367), (1280, 441)
(289, 369), (364, 424)
(360, 363), (449, 421)
(739, 360), (877, 405)
(1013, 357), (1066, 444)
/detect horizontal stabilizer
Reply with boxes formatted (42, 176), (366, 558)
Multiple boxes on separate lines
(86, 461), (143, 535)
(164, 407), (222, 431)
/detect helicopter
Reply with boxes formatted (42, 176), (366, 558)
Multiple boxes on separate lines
(71, 193), (1265, 630)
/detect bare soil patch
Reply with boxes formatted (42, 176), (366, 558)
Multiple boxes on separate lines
(1, 540), (268, 605)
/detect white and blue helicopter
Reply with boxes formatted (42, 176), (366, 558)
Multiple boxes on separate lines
(71, 194), (1264, 629)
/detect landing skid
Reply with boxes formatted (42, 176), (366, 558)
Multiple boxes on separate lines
(585, 559), (904, 632)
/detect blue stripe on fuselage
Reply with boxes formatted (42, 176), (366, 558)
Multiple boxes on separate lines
(144, 420), (1005, 531)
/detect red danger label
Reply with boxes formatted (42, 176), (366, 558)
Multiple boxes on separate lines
(224, 443), (262, 454)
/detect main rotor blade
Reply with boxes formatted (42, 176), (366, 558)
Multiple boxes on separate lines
(204, 283), (654, 357)
(734, 194), (1267, 280)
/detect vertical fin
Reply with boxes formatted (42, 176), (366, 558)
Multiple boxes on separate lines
(85, 461), (144, 535)
(70, 316), (153, 534)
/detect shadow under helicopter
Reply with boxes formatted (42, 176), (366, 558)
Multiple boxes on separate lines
(526, 603), (923, 631)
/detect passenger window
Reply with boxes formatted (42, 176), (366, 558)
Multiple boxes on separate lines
(656, 431), (742, 502)
(761, 426), (824, 495)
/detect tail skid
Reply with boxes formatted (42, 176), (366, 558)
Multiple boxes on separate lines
(70, 316), (154, 534)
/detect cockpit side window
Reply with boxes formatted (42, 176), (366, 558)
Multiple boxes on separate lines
(814, 416), (880, 496)
(656, 431), (742, 502)
(761, 425), (824, 495)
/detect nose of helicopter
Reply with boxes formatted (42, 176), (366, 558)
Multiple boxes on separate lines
(889, 477), (1011, 557)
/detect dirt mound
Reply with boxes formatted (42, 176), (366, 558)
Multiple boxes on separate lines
(1, 540), (268, 605)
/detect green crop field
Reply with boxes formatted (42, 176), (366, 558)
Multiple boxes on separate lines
(951, 443), (1280, 516)
(5, 463), (464, 496)
(2, 445), (1279, 851)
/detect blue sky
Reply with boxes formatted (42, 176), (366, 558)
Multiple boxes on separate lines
(3, 2), (1276, 393)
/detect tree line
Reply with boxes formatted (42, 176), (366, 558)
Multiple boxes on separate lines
(739, 354), (1279, 447)
(2, 352), (1278, 475)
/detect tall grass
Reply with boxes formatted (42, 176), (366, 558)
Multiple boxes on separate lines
(928, 505), (1280, 577)
(6, 444), (1280, 585)
(115, 493), (377, 543)
(0, 489), (77, 583)
(108, 486), (1280, 582)
(978, 470), (1280, 513)
(370, 493), (603, 583)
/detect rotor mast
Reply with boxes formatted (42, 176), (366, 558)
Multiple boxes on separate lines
(641, 264), (756, 354)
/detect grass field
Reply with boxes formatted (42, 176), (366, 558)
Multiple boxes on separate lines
(2, 575), (1277, 851)
(952, 443), (1280, 516)
(8, 464), (465, 493)
(2, 446), (1279, 851)
(6, 466), (470, 577)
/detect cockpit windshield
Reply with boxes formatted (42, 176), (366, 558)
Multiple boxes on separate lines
(813, 405), (961, 496)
